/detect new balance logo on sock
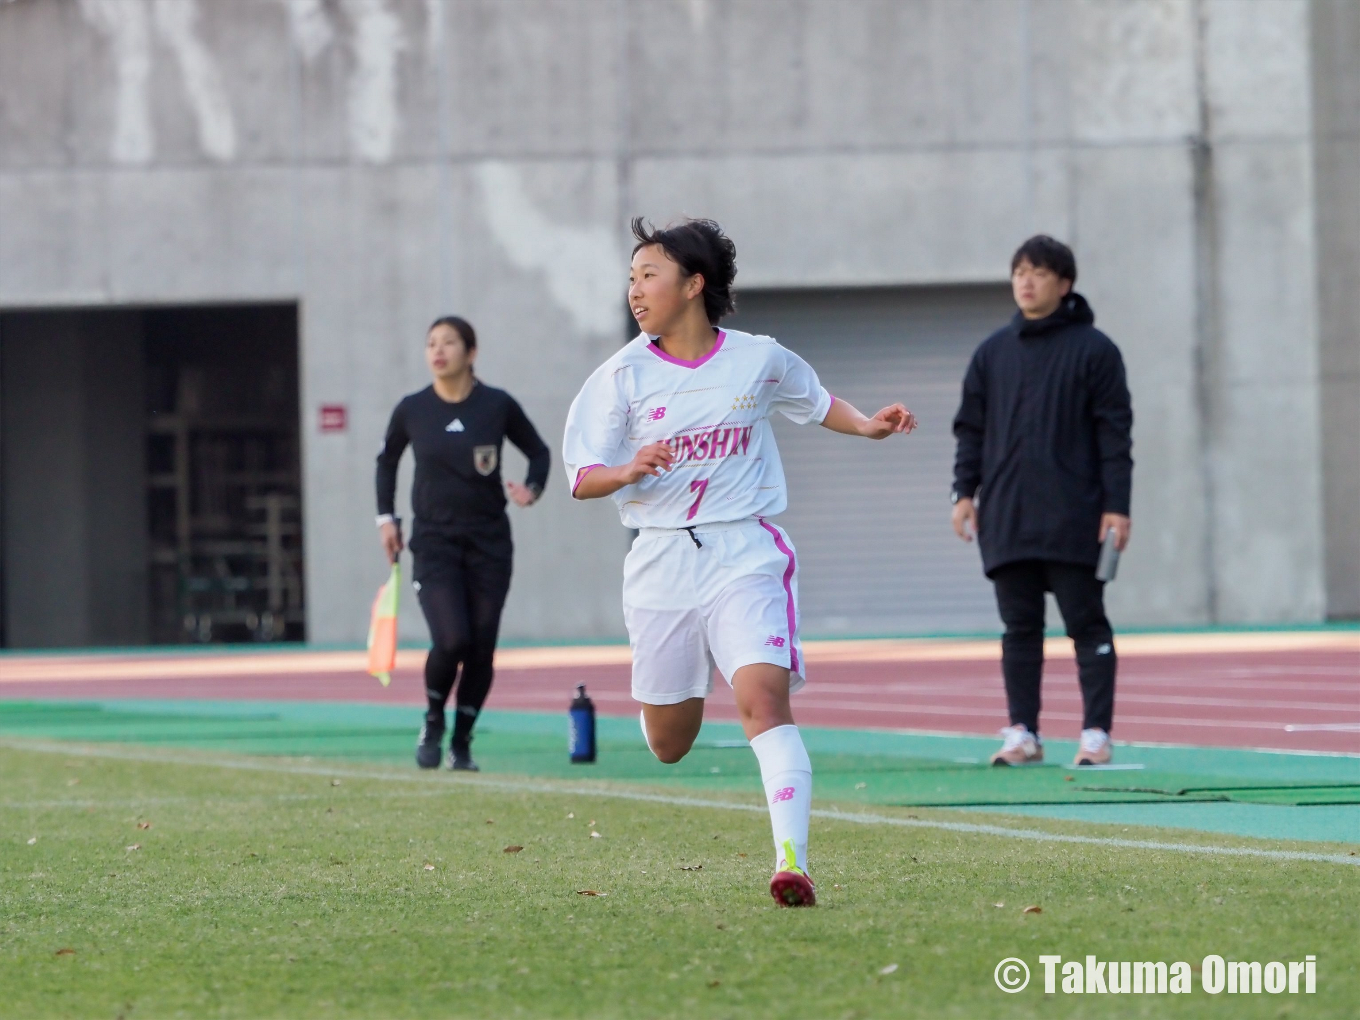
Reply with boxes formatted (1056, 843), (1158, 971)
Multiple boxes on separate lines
(764, 635), (786, 647)
(771, 786), (796, 804)
(446, 419), (465, 432)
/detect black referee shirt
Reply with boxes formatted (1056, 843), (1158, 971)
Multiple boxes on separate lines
(376, 382), (550, 529)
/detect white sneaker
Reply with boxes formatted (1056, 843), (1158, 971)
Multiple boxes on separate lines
(1074, 728), (1112, 766)
(990, 725), (1043, 766)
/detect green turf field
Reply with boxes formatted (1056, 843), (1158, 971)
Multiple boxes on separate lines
(2, 737), (1357, 1018)
(4, 700), (1358, 841)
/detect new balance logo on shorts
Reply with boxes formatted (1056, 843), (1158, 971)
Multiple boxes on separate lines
(771, 787), (796, 804)
(764, 635), (786, 648)
(645, 406), (666, 422)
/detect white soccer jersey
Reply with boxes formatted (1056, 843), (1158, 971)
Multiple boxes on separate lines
(562, 329), (833, 529)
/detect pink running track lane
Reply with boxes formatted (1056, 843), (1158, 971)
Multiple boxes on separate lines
(2, 635), (1356, 755)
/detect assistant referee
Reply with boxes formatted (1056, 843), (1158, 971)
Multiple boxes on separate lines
(376, 316), (550, 770)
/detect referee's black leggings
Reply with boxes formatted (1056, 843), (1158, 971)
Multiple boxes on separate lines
(412, 527), (513, 747)
(991, 559), (1116, 735)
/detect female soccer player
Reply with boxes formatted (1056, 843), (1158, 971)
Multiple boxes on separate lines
(563, 220), (916, 906)
(377, 316), (550, 771)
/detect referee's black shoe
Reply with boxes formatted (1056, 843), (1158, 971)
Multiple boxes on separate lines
(416, 717), (445, 769)
(448, 739), (479, 772)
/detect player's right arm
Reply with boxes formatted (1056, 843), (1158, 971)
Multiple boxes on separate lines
(572, 443), (674, 499)
(563, 361), (648, 502)
(951, 348), (987, 543)
(375, 399), (409, 561)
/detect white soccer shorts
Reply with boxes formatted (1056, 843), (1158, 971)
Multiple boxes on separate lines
(622, 517), (806, 705)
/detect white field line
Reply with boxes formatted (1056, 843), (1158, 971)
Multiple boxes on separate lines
(2, 738), (1356, 867)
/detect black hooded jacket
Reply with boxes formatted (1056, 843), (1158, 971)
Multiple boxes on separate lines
(952, 293), (1133, 576)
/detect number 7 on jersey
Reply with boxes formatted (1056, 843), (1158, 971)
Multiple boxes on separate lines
(687, 478), (709, 521)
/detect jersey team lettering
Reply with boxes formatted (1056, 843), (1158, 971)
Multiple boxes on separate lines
(562, 329), (833, 530)
(668, 425), (754, 464)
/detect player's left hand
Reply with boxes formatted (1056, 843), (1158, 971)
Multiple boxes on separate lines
(506, 481), (538, 507)
(860, 403), (917, 440)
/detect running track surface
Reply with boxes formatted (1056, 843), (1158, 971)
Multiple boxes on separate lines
(2, 632), (1356, 755)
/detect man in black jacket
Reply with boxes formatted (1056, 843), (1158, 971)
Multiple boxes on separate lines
(952, 236), (1133, 767)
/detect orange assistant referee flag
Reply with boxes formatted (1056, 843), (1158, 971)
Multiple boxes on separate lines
(366, 562), (400, 686)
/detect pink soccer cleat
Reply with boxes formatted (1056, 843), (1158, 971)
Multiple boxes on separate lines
(769, 839), (816, 907)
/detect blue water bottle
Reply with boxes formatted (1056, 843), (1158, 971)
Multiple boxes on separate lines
(569, 684), (596, 763)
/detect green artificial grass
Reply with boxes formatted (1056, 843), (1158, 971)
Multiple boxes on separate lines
(3, 701), (1357, 811)
(2, 742), (1357, 1019)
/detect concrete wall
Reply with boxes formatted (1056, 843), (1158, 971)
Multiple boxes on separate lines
(1311, 0), (1360, 618)
(1, 311), (148, 646)
(0, 0), (1350, 643)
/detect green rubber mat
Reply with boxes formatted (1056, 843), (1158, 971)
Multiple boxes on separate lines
(3, 700), (1357, 812)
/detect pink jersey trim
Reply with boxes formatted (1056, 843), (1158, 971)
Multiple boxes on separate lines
(646, 329), (726, 369)
(758, 518), (800, 675)
(572, 464), (604, 496)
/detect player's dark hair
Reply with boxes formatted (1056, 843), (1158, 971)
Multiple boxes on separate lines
(428, 315), (476, 350)
(1010, 235), (1078, 283)
(631, 217), (737, 325)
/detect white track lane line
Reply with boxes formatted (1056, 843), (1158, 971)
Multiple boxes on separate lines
(1, 738), (1355, 867)
(783, 687), (1358, 712)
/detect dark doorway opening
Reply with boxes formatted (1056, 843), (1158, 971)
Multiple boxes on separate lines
(0, 303), (305, 648)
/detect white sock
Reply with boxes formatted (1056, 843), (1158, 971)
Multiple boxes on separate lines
(749, 724), (812, 874)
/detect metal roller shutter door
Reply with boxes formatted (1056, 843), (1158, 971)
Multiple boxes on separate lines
(725, 285), (1014, 636)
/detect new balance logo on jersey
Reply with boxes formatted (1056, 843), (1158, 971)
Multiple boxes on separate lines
(764, 635), (786, 648)
(446, 419), (465, 432)
(666, 426), (753, 464)
(645, 406), (666, 422)
(771, 787), (796, 804)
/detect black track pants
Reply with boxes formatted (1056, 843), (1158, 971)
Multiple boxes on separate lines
(411, 525), (513, 745)
(991, 559), (1116, 735)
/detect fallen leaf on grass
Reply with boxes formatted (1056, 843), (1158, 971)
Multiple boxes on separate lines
(679, 864), (703, 871)
(576, 890), (606, 897)
(55, 948), (75, 957)
(423, 864), (435, 871)
(330, 779), (341, 787)
(485, 819), (495, 825)
(708, 980), (721, 988)
(1063, 776), (1074, 782)
(879, 963), (898, 975)
(126, 844), (141, 852)
(503, 845), (524, 854)
(136, 822), (152, 830)
(567, 812), (574, 819)
(1023, 905), (1042, 914)
(27, 837), (37, 845)
(833, 884), (843, 890)
(590, 831), (602, 839)
(736, 853), (747, 858)
(993, 902), (1005, 908)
